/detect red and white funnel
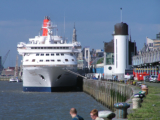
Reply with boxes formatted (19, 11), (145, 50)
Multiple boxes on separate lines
(42, 16), (50, 36)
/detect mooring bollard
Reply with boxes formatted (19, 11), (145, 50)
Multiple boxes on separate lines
(141, 84), (148, 95)
(136, 82), (142, 87)
(132, 97), (141, 109)
(141, 88), (148, 95)
(133, 81), (136, 86)
(130, 80), (133, 85)
(134, 93), (145, 102)
(124, 79), (127, 84)
(98, 110), (116, 120)
(114, 102), (130, 119)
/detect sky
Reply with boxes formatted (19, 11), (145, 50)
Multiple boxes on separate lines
(0, 0), (160, 68)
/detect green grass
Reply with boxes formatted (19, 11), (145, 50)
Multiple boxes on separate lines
(127, 86), (160, 120)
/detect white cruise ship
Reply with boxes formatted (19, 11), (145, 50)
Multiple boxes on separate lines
(17, 16), (81, 92)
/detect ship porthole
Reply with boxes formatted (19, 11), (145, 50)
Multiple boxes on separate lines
(39, 74), (45, 81)
(57, 74), (62, 79)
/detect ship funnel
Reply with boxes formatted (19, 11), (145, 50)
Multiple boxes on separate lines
(42, 16), (50, 36)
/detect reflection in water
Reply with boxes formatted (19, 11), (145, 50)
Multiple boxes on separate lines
(0, 81), (109, 120)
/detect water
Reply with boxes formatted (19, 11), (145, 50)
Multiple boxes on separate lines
(0, 81), (109, 120)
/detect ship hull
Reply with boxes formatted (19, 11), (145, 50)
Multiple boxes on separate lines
(22, 66), (78, 92)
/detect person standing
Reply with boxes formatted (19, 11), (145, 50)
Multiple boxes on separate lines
(70, 108), (84, 120)
(90, 109), (104, 120)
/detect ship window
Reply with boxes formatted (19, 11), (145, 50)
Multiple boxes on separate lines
(51, 59), (54, 62)
(39, 60), (43, 62)
(63, 47), (65, 49)
(51, 53), (54, 56)
(44, 47), (46, 49)
(32, 59), (35, 62)
(66, 47), (69, 49)
(61, 53), (64, 56)
(60, 47), (62, 49)
(57, 59), (61, 62)
(41, 54), (44, 56)
(48, 47), (52, 49)
(56, 53), (59, 56)
(46, 54), (49, 56)
(65, 59), (68, 62)
(72, 59), (74, 61)
(46, 60), (49, 62)
(35, 47), (37, 49)
(57, 75), (62, 79)
(31, 47), (34, 49)
(41, 47), (43, 49)
(53, 47), (56, 49)
(36, 53), (39, 56)
(25, 59), (28, 62)
(37, 47), (40, 49)
(39, 74), (45, 80)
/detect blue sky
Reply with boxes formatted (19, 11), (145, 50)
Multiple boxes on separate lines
(0, 0), (160, 68)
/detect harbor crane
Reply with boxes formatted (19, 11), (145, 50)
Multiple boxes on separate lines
(0, 50), (10, 75)
(2, 50), (10, 66)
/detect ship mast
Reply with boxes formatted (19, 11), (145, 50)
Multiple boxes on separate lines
(14, 55), (19, 77)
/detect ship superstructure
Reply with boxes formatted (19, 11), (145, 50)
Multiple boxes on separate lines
(17, 16), (81, 92)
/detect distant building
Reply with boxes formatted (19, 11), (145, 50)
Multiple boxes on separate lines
(72, 24), (84, 69)
(1, 67), (20, 76)
(132, 33), (160, 80)
(146, 32), (160, 50)
(104, 40), (114, 65)
(77, 52), (84, 69)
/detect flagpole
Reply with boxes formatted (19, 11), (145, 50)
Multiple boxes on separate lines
(120, 8), (122, 22)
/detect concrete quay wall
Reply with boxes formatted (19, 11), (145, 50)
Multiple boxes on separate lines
(83, 79), (133, 111)
(0, 76), (11, 81)
(0, 76), (21, 81)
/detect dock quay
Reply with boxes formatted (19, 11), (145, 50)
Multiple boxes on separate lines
(83, 78), (141, 119)
(0, 76), (11, 81)
(0, 76), (21, 81)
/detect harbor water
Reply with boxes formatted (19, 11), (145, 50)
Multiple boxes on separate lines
(0, 81), (109, 120)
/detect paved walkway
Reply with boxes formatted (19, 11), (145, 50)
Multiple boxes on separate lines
(112, 84), (141, 120)
(112, 81), (160, 120)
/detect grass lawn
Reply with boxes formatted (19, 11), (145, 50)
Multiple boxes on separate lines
(128, 86), (160, 120)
